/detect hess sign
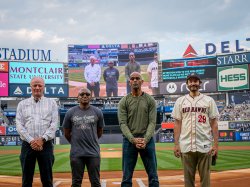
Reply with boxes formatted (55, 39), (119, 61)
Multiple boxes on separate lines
(217, 64), (249, 91)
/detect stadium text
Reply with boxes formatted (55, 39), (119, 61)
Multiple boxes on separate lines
(0, 48), (51, 61)
(217, 53), (248, 66)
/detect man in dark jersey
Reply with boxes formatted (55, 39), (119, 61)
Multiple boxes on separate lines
(118, 72), (159, 187)
(63, 87), (105, 187)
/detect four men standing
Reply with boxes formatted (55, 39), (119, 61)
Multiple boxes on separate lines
(14, 53), (220, 187)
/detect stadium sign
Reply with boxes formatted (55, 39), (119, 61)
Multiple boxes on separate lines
(0, 62), (8, 72)
(0, 126), (6, 135)
(6, 126), (19, 135)
(9, 62), (64, 84)
(0, 73), (8, 96)
(9, 84), (68, 97)
(0, 48), (51, 61)
(235, 131), (250, 141)
(217, 52), (250, 66)
(206, 37), (250, 55)
(159, 79), (217, 94)
(217, 64), (249, 91)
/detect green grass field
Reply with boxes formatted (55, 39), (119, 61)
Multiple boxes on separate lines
(69, 65), (150, 84)
(0, 142), (250, 176)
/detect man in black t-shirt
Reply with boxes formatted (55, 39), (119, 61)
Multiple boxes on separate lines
(63, 88), (105, 187)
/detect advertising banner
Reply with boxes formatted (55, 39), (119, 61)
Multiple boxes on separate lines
(9, 62), (64, 84)
(217, 52), (250, 66)
(164, 106), (174, 113)
(68, 42), (159, 97)
(159, 79), (217, 95)
(4, 136), (17, 146)
(217, 64), (249, 91)
(0, 61), (9, 72)
(218, 121), (229, 130)
(228, 91), (250, 104)
(161, 122), (174, 129)
(9, 84), (69, 97)
(229, 121), (250, 131)
(218, 130), (235, 142)
(162, 56), (217, 81)
(0, 73), (8, 96)
(159, 131), (174, 143)
(0, 126), (6, 135)
(235, 131), (250, 141)
(6, 126), (19, 136)
(0, 137), (5, 146)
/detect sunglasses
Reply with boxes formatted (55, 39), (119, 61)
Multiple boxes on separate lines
(79, 93), (91, 97)
(130, 77), (141, 81)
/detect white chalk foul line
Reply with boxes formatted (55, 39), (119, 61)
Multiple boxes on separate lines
(53, 181), (62, 187)
(101, 179), (107, 187)
(136, 178), (146, 187)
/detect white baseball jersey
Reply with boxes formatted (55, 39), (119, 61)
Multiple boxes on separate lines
(147, 61), (158, 87)
(172, 94), (219, 153)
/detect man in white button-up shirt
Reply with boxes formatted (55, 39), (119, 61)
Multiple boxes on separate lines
(84, 56), (101, 97)
(16, 76), (58, 187)
(172, 73), (219, 187)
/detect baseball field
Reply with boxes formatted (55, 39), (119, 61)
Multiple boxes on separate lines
(0, 142), (250, 186)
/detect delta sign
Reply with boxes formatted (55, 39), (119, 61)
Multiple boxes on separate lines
(206, 37), (250, 55)
(217, 64), (249, 91)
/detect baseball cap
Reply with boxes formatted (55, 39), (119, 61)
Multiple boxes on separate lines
(186, 72), (202, 82)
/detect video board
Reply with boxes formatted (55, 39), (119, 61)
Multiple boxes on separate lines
(162, 56), (217, 82)
(68, 42), (159, 97)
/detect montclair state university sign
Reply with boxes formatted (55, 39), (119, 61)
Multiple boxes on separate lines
(0, 48), (51, 61)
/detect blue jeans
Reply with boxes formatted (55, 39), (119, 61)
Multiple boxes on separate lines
(70, 156), (101, 187)
(20, 141), (54, 187)
(121, 137), (159, 187)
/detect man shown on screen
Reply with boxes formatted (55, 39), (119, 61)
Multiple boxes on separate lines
(147, 52), (159, 95)
(125, 52), (141, 94)
(84, 56), (101, 97)
(103, 59), (120, 97)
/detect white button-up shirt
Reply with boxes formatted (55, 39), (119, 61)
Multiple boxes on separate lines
(16, 96), (58, 143)
(84, 64), (101, 83)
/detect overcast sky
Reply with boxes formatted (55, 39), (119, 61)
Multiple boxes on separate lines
(0, 0), (250, 62)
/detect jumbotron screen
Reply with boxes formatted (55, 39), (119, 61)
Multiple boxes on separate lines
(68, 42), (159, 97)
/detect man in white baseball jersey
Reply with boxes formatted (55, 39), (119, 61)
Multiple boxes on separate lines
(147, 52), (159, 95)
(84, 55), (101, 97)
(172, 72), (219, 187)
